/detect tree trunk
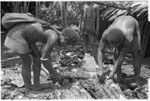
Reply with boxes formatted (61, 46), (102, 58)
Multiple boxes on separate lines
(23, 2), (29, 13)
(35, 2), (40, 17)
(13, 2), (21, 12)
(20, 2), (29, 13)
(95, 6), (100, 39)
(61, 2), (67, 27)
(64, 2), (67, 27)
(79, 3), (84, 32)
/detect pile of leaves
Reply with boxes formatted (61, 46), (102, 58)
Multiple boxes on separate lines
(58, 45), (85, 71)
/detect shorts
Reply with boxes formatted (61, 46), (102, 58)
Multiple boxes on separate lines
(4, 24), (31, 54)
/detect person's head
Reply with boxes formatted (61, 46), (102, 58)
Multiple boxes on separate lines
(60, 27), (80, 46)
(70, 25), (80, 33)
(107, 28), (125, 48)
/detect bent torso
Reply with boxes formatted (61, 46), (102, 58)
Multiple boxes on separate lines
(23, 23), (48, 43)
(106, 16), (140, 52)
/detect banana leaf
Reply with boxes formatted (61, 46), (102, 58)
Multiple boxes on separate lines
(116, 10), (127, 16)
(103, 8), (115, 18)
(105, 9), (117, 20)
(137, 9), (147, 18)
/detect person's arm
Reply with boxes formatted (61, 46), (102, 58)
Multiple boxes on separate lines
(51, 26), (62, 36)
(40, 30), (60, 77)
(132, 49), (141, 80)
(136, 22), (141, 52)
(107, 47), (126, 80)
(40, 31), (58, 60)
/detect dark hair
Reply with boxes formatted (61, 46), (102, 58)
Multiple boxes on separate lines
(62, 27), (80, 45)
(107, 28), (125, 45)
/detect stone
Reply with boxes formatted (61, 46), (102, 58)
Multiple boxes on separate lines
(82, 53), (98, 72)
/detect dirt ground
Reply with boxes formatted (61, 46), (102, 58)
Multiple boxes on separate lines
(1, 34), (150, 99)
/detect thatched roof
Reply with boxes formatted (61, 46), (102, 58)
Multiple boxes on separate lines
(97, 1), (148, 22)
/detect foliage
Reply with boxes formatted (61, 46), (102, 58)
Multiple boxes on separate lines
(36, 2), (62, 25)
(36, 2), (81, 26)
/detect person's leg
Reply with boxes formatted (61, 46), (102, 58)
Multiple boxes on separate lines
(93, 46), (98, 64)
(131, 36), (141, 83)
(32, 57), (56, 90)
(19, 53), (32, 90)
(114, 50), (123, 83)
(132, 49), (141, 82)
(32, 57), (42, 89)
(41, 59), (61, 81)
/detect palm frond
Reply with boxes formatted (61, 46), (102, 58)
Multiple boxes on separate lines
(131, 3), (147, 15)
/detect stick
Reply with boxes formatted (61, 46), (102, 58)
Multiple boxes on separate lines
(1, 56), (20, 62)
(1, 56), (49, 75)
(41, 64), (49, 75)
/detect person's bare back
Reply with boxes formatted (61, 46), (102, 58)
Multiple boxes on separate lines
(104, 16), (140, 50)
(97, 15), (141, 83)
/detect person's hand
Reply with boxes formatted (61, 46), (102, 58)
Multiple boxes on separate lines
(97, 73), (105, 84)
(106, 72), (114, 80)
(50, 25), (56, 30)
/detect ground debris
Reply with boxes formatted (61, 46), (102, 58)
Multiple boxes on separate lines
(1, 42), (149, 100)
(80, 79), (122, 99)
(59, 45), (84, 69)
(119, 77), (148, 99)
(2, 69), (24, 88)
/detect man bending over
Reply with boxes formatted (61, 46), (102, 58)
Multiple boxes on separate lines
(97, 16), (141, 83)
(4, 22), (80, 91)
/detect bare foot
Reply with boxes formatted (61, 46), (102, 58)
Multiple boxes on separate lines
(32, 84), (43, 91)
(32, 83), (53, 91)
(50, 74), (73, 86)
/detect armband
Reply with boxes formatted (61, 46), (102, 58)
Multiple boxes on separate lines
(40, 58), (49, 61)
